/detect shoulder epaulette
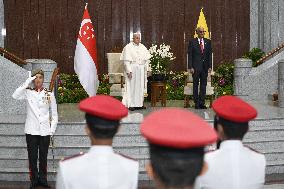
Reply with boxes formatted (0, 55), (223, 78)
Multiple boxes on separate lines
(116, 153), (137, 161)
(61, 152), (85, 162)
(26, 87), (35, 90)
(206, 149), (217, 153)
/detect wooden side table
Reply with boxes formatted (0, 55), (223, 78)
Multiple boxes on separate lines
(151, 81), (167, 107)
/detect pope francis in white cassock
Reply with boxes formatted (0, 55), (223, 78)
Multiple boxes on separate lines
(120, 33), (151, 111)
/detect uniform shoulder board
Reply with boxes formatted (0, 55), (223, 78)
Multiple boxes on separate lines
(61, 152), (85, 162)
(244, 145), (263, 154)
(206, 149), (217, 153)
(117, 153), (137, 161)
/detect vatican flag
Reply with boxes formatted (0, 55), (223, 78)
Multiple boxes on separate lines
(194, 8), (210, 39)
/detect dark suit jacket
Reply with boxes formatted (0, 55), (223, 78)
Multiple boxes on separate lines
(188, 38), (212, 72)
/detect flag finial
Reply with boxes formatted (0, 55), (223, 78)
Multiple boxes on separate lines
(85, 3), (88, 9)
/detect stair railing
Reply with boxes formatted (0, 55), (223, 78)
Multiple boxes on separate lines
(0, 47), (26, 65)
(256, 43), (284, 65)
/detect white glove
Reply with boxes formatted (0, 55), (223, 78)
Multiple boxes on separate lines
(24, 76), (36, 87)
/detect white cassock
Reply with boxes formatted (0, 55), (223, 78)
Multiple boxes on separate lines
(194, 140), (266, 189)
(120, 42), (151, 108)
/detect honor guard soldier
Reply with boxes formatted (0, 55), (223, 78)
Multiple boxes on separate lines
(195, 96), (266, 189)
(56, 95), (139, 189)
(140, 108), (218, 189)
(12, 69), (58, 189)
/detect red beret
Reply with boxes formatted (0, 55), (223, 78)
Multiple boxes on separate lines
(140, 108), (218, 149)
(79, 95), (128, 121)
(212, 96), (257, 123)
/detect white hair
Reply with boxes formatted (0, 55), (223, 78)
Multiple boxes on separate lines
(196, 27), (204, 32)
(133, 32), (141, 38)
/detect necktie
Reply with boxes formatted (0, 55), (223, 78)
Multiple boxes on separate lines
(200, 39), (204, 54)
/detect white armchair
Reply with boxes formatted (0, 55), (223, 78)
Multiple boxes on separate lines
(184, 72), (215, 108)
(107, 53), (125, 97)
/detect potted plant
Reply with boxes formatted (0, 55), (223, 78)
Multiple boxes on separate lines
(242, 48), (265, 67)
(149, 43), (175, 81)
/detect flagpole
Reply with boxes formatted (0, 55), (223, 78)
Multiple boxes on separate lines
(85, 2), (88, 9)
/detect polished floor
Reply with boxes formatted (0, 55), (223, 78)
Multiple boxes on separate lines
(57, 99), (284, 123)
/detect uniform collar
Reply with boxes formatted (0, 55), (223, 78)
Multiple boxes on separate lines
(220, 140), (243, 149)
(89, 145), (113, 154)
(35, 87), (44, 92)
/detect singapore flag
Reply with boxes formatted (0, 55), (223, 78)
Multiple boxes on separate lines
(74, 4), (99, 96)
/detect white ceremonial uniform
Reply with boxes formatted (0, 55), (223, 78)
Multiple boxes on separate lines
(56, 146), (139, 189)
(195, 140), (266, 189)
(120, 42), (151, 108)
(12, 82), (58, 136)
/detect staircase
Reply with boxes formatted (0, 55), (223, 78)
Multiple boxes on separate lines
(0, 118), (149, 182)
(243, 118), (284, 181)
(0, 114), (284, 183)
(234, 43), (284, 102)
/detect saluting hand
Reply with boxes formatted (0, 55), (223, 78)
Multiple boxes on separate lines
(24, 76), (37, 87)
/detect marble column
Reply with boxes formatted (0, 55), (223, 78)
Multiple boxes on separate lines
(234, 58), (252, 99)
(278, 59), (284, 107)
(250, 0), (260, 50)
(250, 0), (284, 52)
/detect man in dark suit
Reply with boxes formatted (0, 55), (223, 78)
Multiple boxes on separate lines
(188, 27), (212, 109)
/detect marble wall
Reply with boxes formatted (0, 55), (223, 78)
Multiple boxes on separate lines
(0, 56), (28, 114)
(250, 0), (284, 52)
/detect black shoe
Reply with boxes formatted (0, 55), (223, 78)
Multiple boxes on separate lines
(128, 107), (136, 111)
(37, 178), (51, 188)
(199, 105), (207, 109)
(29, 181), (38, 189)
(38, 180), (51, 188)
